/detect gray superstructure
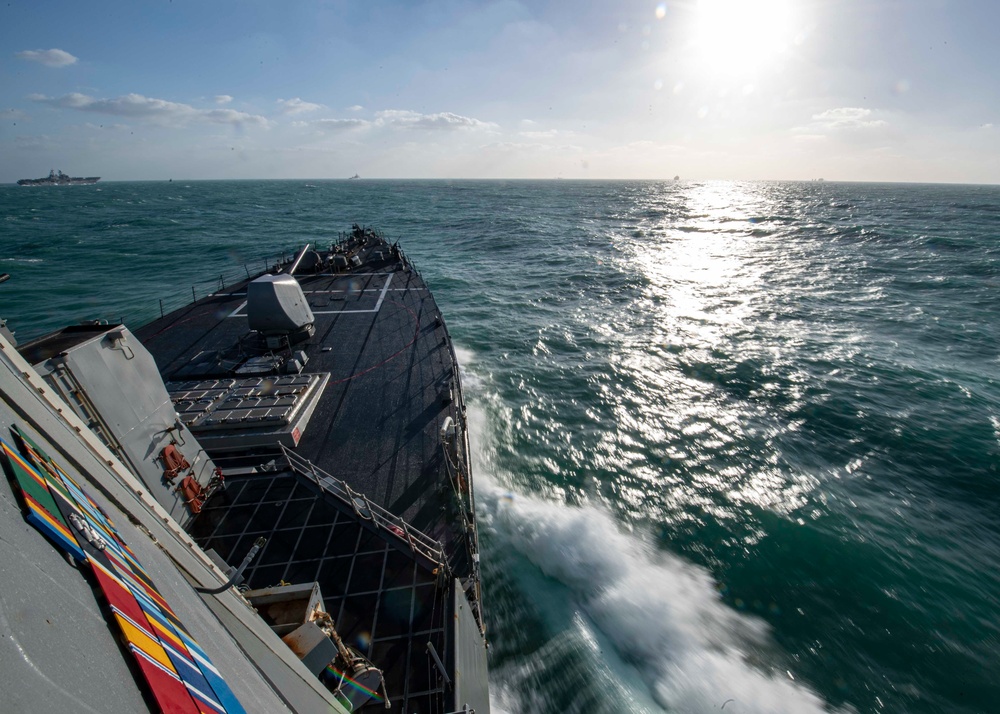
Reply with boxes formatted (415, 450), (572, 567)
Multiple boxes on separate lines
(17, 169), (100, 185)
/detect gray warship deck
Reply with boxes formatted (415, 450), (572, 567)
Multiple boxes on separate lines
(130, 230), (485, 713)
(135, 239), (473, 569)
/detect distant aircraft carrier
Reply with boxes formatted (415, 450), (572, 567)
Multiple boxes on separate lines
(17, 169), (100, 185)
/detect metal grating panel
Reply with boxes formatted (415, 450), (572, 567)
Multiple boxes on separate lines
(191, 473), (450, 713)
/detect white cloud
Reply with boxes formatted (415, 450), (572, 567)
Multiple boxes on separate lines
(295, 109), (495, 136)
(29, 92), (270, 127)
(277, 97), (324, 115)
(346, 105), (364, 112)
(519, 129), (563, 139)
(307, 118), (369, 133)
(374, 109), (498, 131)
(809, 107), (888, 130)
(16, 48), (78, 67)
(202, 108), (270, 127)
(215, 95), (233, 105)
(480, 141), (552, 153)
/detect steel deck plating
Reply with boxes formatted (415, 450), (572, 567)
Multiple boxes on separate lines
(132, 230), (484, 713)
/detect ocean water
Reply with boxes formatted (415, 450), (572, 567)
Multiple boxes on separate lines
(2, 179), (999, 713)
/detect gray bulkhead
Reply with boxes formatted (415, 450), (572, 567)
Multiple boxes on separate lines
(29, 326), (217, 526)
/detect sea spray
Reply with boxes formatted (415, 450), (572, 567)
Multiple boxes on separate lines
(478, 477), (849, 713)
(466, 381), (847, 714)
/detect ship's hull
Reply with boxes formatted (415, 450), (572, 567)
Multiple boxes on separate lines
(17, 177), (100, 186)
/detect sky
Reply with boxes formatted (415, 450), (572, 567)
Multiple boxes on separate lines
(2, 0), (999, 182)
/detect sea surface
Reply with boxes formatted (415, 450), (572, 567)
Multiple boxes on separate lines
(2, 179), (999, 713)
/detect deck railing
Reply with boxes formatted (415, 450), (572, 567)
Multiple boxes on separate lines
(152, 230), (414, 323)
(437, 317), (487, 634)
(279, 444), (448, 570)
(153, 252), (294, 320)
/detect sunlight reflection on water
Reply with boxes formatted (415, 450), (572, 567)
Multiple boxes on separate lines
(601, 182), (822, 533)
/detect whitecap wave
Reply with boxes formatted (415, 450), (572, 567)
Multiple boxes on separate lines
(481, 481), (849, 713)
(469, 393), (849, 713)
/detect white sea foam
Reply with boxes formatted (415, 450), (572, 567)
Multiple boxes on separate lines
(469, 400), (849, 714)
(453, 345), (485, 391)
(453, 345), (476, 366)
(481, 484), (849, 713)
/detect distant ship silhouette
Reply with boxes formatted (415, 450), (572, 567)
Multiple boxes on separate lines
(18, 169), (100, 186)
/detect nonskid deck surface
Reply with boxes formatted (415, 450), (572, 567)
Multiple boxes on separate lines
(137, 250), (471, 574)
(135, 238), (479, 711)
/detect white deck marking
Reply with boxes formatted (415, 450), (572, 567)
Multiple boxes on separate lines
(373, 272), (393, 312)
(225, 273), (399, 317)
(225, 287), (422, 297)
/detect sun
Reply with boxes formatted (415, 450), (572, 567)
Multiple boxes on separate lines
(689, 0), (798, 77)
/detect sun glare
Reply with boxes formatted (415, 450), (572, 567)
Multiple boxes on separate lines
(690, 0), (797, 76)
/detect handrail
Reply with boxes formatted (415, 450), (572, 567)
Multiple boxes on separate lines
(152, 252), (286, 320)
(436, 311), (487, 633)
(279, 444), (448, 569)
